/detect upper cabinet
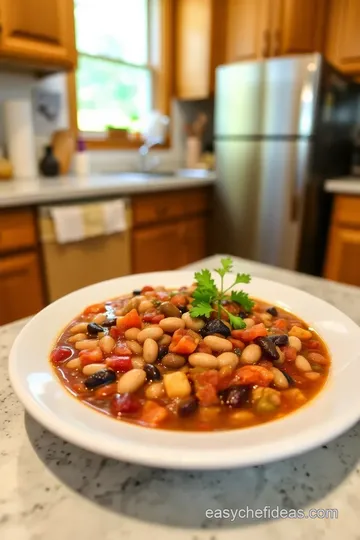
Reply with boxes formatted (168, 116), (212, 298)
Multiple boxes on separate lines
(175, 0), (226, 99)
(0, 0), (76, 72)
(325, 0), (360, 74)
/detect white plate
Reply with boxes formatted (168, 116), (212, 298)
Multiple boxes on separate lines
(8, 271), (360, 470)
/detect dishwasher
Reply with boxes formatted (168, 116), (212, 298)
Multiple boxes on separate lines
(38, 199), (132, 303)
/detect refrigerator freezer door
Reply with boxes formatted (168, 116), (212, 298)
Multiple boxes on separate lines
(215, 61), (264, 137)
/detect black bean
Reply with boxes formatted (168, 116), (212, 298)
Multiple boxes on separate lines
(219, 386), (250, 408)
(84, 369), (116, 389)
(200, 319), (231, 338)
(158, 345), (169, 361)
(133, 289), (142, 296)
(267, 307), (278, 317)
(87, 323), (105, 336)
(177, 305), (188, 314)
(102, 317), (117, 328)
(254, 336), (279, 360)
(282, 370), (295, 386)
(268, 334), (289, 346)
(144, 364), (161, 381)
(178, 396), (198, 417)
(239, 311), (248, 319)
(234, 347), (242, 357)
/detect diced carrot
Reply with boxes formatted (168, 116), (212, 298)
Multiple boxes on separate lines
(110, 326), (125, 340)
(72, 382), (88, 394)
(258, 359), (273, 369)
(273, 319), (288, 330)
(282, 345), (297, 362)
(83, 303), (105, 315)
(79, 348), (104, 366)
(232, 365), (274, 386)
(196, 384), (219, 406)
(195, 370), (220, 388)
(169, 335), (198, 355)
(94, 383), (117, 399)
(141, 401), (168, 426)
(228, 337), (245, 350)
(118, 308), (142, 329)
(113, 341), (132, 356)
(307, 340), (320, 350)
(231, 323), (267, 343)
(307, 352), (329, 365)
(171, 294), (188, 307)
(141, 286), (154, 294)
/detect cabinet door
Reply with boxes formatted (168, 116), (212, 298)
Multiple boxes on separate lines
(273, 0), (325, 56)
(324, 226), (360, 287)
(182, 216), (208, 265)
(0, 0), (76, 69)
(226, 0), (271, 63)
(0, 252), (44, 326)
(132, 223), (187, 273)
(325, 0), (360, 73)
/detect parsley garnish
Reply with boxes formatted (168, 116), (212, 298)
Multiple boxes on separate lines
(189, 257), (254, 329)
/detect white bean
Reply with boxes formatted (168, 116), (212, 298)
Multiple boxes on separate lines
(137, 326), (163, 343)
(182, 311), (205, 331)
(204, 335), (232, 352)
(82, 363), (106, 375)
(132, 356), (145, 369)
(188, 352), (219, 369)
(125, 327), (141, 341)
(93, 313), (107, 324)
(126, 340), (143, 355)
(305, 372), (321, 381)
(241, 344), (262, 364)
(270, 367), (289, 389)
(70, 322), (88, 334)
(244, 318), (255, 328)
(159, 317), (185, 333)
(68, 332), (87, 343)
(218, 352), (239, 369)
(275, 346), (285, 365)
(66, 358), (81, 369)
(158, 334), (172, 346)
(99, 335), (116, 354)
(289, 335), (302, 352)
(143, 338), (158, 364)
(117, 369), (146, 393)
(138, 300), (154, 314)
(295, 355), (312, 372)
(75, 339), (99, 350)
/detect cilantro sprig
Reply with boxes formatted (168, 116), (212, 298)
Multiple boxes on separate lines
(189, 257), (254, 329)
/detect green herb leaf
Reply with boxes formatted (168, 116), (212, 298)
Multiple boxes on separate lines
(230, 290), (255, 312)
(228, 312), (246, 329)
(189, 302), (215, 318)
(234, 273), (252, 285)
(193, 269), (217, 304)
(215, 256), (233, 277)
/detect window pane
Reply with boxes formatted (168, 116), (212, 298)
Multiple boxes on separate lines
(75, 0), (148, 65)
(76, 55), (152, 132)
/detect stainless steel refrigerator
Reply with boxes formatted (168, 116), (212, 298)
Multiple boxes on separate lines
(214, 53), (360, 275)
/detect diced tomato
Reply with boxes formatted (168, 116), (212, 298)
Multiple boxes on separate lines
(51, 346), (73, 363)
(232, 365), (274, 386)
(110, 326), (125, 339)
(197, 341), (212, 354)
(111, 393), (141, 415)
(142, 312), (165, 324)
(282, 345), (297, 362)
(195, 370), (220, 388)
(231, 323), (267, 343)
(170, 335), (198, 355)
(141, 286), (154, 294)
(170, 294), (188, 307)
(307, 352), (329, 365)
(83, 303), (105, 315)
(171, 328), (188, 344)
(106, 356), (132, 371)
(273, 319), (288, 331)
(72, 382), (88, 394)
(118, 308), (142, 329)
(114, 341), (132, 356)
(79, 348), (104, 366)
(307, 340), (320, 350)
(141, 401), (168, 426)
(192, 370), (220, 406)
(258, 359), (273, 369)
(196, 385), (219, 406)
(228, 337), (245, 350)
(94, 383), (117, 399)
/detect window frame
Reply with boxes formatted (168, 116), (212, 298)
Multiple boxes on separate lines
(67, 0), (173, 150)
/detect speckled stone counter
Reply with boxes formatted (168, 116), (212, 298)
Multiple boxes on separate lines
(2, 255), (360, 540)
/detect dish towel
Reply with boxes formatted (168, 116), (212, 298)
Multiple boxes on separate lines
(50, 200), (127, 244)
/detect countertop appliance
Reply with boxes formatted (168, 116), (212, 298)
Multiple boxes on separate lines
(214, 53), (360, 275)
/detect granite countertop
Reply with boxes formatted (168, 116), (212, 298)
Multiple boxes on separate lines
(325, 177), (360, 195)
(2, 255), (360, 540)
(0, 171), (216, 208)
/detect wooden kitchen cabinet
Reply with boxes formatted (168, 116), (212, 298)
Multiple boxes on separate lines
(131, 188), (211, 273)
(325, 0), (360, 74)
(324, 195), (360, 286)
(0, 252), (44, 325)
(175, 0), (226, 98)
(0, 0), (76, 72)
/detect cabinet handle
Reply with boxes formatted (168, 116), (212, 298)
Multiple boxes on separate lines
(262, 30), (270, 57)
(274, 29), (281, 56)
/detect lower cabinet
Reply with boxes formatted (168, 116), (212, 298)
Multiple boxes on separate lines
(0, 252), (44, 325)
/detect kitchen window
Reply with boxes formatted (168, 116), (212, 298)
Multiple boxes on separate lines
(71, 0), (172, 148)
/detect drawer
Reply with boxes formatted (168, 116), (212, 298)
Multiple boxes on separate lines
(0, 209), (36, 254)
(333, 195), (360, 227)
(132, 188), (211, 227)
